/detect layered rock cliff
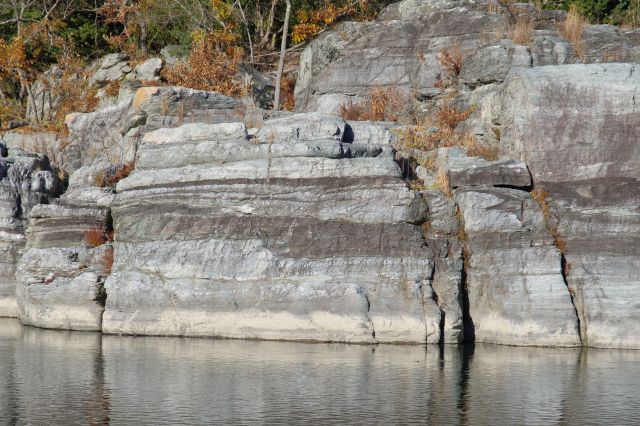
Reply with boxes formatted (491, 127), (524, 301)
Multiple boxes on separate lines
(0, 0), (638, 349)
(102, 117), (442, 343)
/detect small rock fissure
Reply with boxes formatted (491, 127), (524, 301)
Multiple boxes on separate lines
(427, 263), (446, 346)
(561, 254), (585, 346)
(460, 247), (475, 343)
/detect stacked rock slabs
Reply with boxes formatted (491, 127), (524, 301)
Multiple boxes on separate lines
(15, 178), (112, 332)
(104, 114), (443, 343)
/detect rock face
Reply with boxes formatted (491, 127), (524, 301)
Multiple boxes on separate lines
(295, 0), (512, 113)
(500, 63), (640, 348)
(0, 149), (61, 317)
(91, 53), (132, 87)
(63, 86), (244, 171)
(102, 117), (442, 343)
(295, 0), (640, 116)
(15, 165), (112, 331)
(456, 187), (580, 346)
(1, 0), (638, 350)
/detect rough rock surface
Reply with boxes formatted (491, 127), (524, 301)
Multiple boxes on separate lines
(295, 0), (512, 113)
(1, 0), (638, 350)
(90, 53), (132, 87)
(0, 149), (61, 317)
(130, 58), (164, 82)
(102, 117), (442, 343)
(15, 164), (112, 330)
(295, 0), (640, 115)
(447, 156), (531, 188)
(63, 86), (244, 171)
(500, 63), (640, 348)
(455, 187), (581, 346)
(25, 66), (62, 123)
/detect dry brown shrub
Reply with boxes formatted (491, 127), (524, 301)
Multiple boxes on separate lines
(103, 246), (115, 275)
(339, 86), (410, 122)
(408, 179), (425, 191)
(531, 188), (550, 217)
(419, 156), (436, 172)
(396, 126), (440, 151)
(0, 98), (25, 129)
(104, 80), (121, 98)
(436, 102), (474, 131)
(562, 5), (587, 60)
(85, 226), (114, 248)
(509, 16), (535, 45)
(366, 86), (407, 121)
(434, 43), (464, 91)
(162, 31), (250, 99)
(44, 52), (98, 135)
(531, 188), (569, 255)
(435, 169), (452, 198)
(421, 221), (432, 235)
(280, 74), (296, 111)
(339, 98), (365, 120)
(395, 96), (476, 155)
(95, 161), (135, 187)
(462, 132), (499, 160)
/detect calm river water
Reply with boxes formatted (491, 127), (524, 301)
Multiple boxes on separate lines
(1, 318), (639, 425)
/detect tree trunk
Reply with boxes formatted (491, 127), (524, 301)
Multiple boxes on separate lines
(134, 8), (148, 55)
(273, 0), (291, 111)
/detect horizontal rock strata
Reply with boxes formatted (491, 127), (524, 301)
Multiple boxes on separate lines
(500, 63), (640, 348)
(103, 116), (443, 343)
(0, 148), (61, 318)
(15, 166), (112, 331)
(455, 187), (581, 346)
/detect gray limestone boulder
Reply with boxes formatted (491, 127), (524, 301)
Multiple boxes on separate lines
(500, 63), (640, 349)
(239, 64), (275, 110)
(91, 53), (132, 87)
(102, 116), (441, 343)
(447, 156), (531, 188)
(130, 57), (164, 81)
(295, 0), (640, 116)
(455, 187), (581, 346)
(25, 65), (62, 124)
(63, 86), (244, 171)
(14, 163), (113, 330)
(581, 25), (640, 63)
(460, 40), (532, 89)
(255, 113), (346, 143)
(0, 148), (61, 318)
(295, 0), (512, 112)
(530, 35), (571, 66)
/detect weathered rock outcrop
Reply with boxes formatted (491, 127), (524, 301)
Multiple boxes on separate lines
(295, 0), (640, 116)
(0, 147), (61, 317)
(1, 0), (638, 350)
(102, 116), (442, 343)
(500, 63), (640, 348)
(63, 86), (244, 171)
(15, 165), (112, 331)
(456, 187), (580, 346)
(295, 0), (512, 113)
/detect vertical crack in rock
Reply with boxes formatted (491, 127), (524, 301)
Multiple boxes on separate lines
(427, 264), (445, 345)
(93, 208), (113, 313)
(14, 161), (115, 331)
(458, 231), (475, 344)
(416, 180), (465, 345)
(561, 254), (586, 346)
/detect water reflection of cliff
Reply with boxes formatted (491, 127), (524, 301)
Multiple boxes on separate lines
(0, 319), (109, 425)
(1, 319), (640, 424)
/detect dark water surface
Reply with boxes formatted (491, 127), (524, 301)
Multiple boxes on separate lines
(1, 318), (639, 425)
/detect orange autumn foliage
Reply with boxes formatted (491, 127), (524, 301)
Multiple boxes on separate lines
(162, 31), (249, 98)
